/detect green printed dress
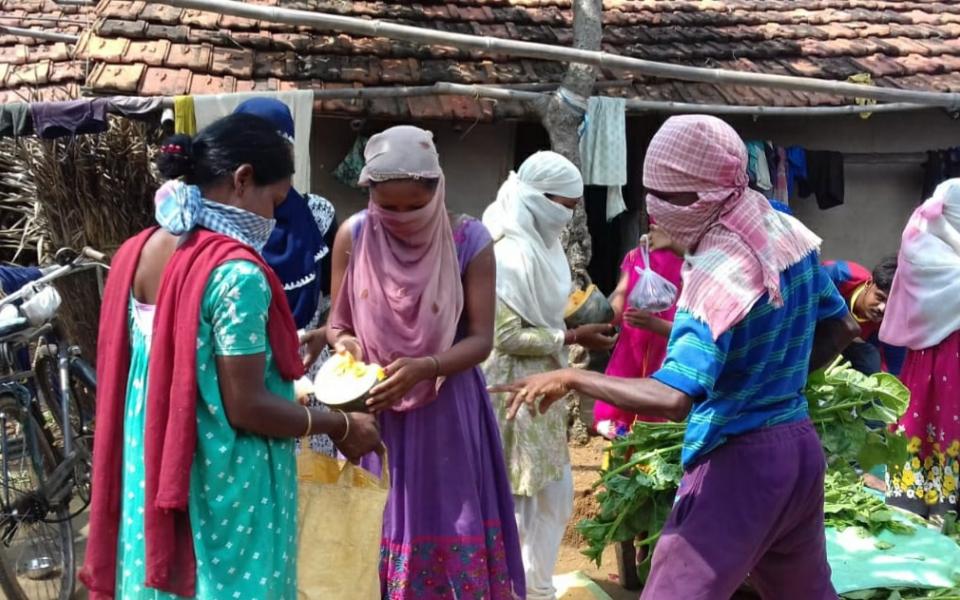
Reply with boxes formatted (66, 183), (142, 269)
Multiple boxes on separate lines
(482, 300), (570, 497)
(114, 260), (298, 600)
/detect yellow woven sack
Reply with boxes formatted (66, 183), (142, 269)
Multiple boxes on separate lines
(296, 450), (388, 600)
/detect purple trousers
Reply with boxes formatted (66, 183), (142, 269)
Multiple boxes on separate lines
(641, 420), (837, 600)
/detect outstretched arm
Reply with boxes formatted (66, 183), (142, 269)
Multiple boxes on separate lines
(491, 368), (693, 423)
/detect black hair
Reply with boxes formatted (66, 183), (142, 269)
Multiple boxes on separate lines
(155, 113), (294, 188)
(872, 256), (897, 293)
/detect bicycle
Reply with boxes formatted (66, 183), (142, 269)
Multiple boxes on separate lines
(0, 247), (107, 600)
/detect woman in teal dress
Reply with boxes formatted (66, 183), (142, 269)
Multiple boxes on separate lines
(80, 115), (381, 600)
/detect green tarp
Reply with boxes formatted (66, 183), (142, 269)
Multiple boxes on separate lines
(829, 515), (960, 594)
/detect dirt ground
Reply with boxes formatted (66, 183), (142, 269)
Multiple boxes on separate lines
(557, 435), (638, 600)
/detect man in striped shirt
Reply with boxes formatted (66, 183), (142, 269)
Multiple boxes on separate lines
(494, 116), (858, 599)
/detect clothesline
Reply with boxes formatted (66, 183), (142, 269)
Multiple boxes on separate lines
(69, 82), (936, 118)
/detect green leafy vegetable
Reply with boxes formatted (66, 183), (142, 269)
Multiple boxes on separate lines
(578, 361), (912, 583)
(824, 470), (915, 538)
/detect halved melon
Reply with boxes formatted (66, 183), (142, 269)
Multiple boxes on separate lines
(313, 351), (385, 412)
(564, 287), (591, 319)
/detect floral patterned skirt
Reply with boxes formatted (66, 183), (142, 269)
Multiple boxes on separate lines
(886, 330), (960, 517)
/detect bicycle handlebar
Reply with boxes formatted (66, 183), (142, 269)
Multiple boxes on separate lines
(81, 247), (107, 262)
(0, 246), (109, 309)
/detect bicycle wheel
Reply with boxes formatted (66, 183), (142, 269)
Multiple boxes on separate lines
(0, 393), (75, 600)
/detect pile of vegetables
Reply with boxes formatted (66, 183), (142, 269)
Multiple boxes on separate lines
(824, 470), (914, 540)
(578, 360), (911, 581)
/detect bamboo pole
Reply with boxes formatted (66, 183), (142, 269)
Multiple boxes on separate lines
(147, 0), (960, 109)
(80, 82), (933, 117)
(0, 25), (80, 43)
(314, 82), (930, 116)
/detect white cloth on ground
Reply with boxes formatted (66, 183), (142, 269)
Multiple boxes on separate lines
(880, 178), (960, 350)
(193, 90), (313, 193)
(579, 96), (627, 221)
(514, 464), (574, 600)
(482, 151), (582, 331)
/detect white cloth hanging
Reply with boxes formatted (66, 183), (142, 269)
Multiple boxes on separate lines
(482, 151), (582, 331)
(579, 96), (627, 222)
(193, 90), (313, 193)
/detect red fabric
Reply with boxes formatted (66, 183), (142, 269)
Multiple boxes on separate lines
(823, 260), (878, 340)
(80, 227), (304, 598)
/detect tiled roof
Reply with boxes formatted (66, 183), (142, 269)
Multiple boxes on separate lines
(10, 0), (960, 119)
(0, 0), (92, 103)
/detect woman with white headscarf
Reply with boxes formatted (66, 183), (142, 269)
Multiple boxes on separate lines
(483, 151), (615, 600)
(881, 179), (960, 518)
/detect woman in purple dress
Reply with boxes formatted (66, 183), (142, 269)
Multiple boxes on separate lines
(319, 126), (524, 599)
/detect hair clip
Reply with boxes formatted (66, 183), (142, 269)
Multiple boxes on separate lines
(160, 144), (184, 154)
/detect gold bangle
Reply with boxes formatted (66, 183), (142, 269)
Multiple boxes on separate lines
(429, 355), (440, 377)
(302, 405), (312, 437)
(334, 409), (350, 443)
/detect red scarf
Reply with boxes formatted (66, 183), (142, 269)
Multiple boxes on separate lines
(80, 227), (304, 598)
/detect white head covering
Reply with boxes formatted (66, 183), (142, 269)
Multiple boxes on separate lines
(880, 178), (960, 350)
(483, 151), (583, 330)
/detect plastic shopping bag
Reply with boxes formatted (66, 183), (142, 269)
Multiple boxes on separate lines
(626, 238), (678, 313)
(297, 449), (388, 600)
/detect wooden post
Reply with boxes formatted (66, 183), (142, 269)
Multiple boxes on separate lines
(531, 0), (603, 446)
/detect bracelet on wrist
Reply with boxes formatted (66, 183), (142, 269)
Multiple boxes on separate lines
(333, 409), (350, 443)
(301, 405), (312, 437)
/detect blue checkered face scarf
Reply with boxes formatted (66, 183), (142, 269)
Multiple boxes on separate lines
(154, 180), (276, 252)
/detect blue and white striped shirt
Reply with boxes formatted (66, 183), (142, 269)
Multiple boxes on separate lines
(652, 252), (848, 468)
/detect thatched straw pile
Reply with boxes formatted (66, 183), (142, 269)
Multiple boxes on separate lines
(0, 140), (44, 263)
(0, 118), (160, 360)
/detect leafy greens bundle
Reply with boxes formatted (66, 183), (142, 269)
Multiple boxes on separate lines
(578, 361), (910, 580)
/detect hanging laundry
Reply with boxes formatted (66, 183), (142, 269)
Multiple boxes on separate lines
(922, 148), (960, 200)
(579, 96), (627, 222)
(0, 103), (32, 137)
(193, 91), (313, 193)
(786, 146), (808, 199)
(774, 146), (789, 203)
(108, 96), (163, 119)
(797, 151), (845, 210)
(763, 142), (778, 188)
(332, 135), (369, 189)
(160, 108), (174, 132)
(31, 99), (109, 139)
(173, 95), (196, 136)
(745, 141), (772, 191)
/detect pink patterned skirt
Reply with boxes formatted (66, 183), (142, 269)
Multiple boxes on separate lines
(887, 330), (960, 517)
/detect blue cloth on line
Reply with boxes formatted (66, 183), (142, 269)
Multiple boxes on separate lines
(786, 146), (808, 199)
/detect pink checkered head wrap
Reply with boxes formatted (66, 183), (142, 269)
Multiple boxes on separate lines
(644, 115), (821, 338)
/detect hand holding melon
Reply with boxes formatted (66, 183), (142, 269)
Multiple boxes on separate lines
(366, 356), (439, 413)
(334, 411), (382, 462)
